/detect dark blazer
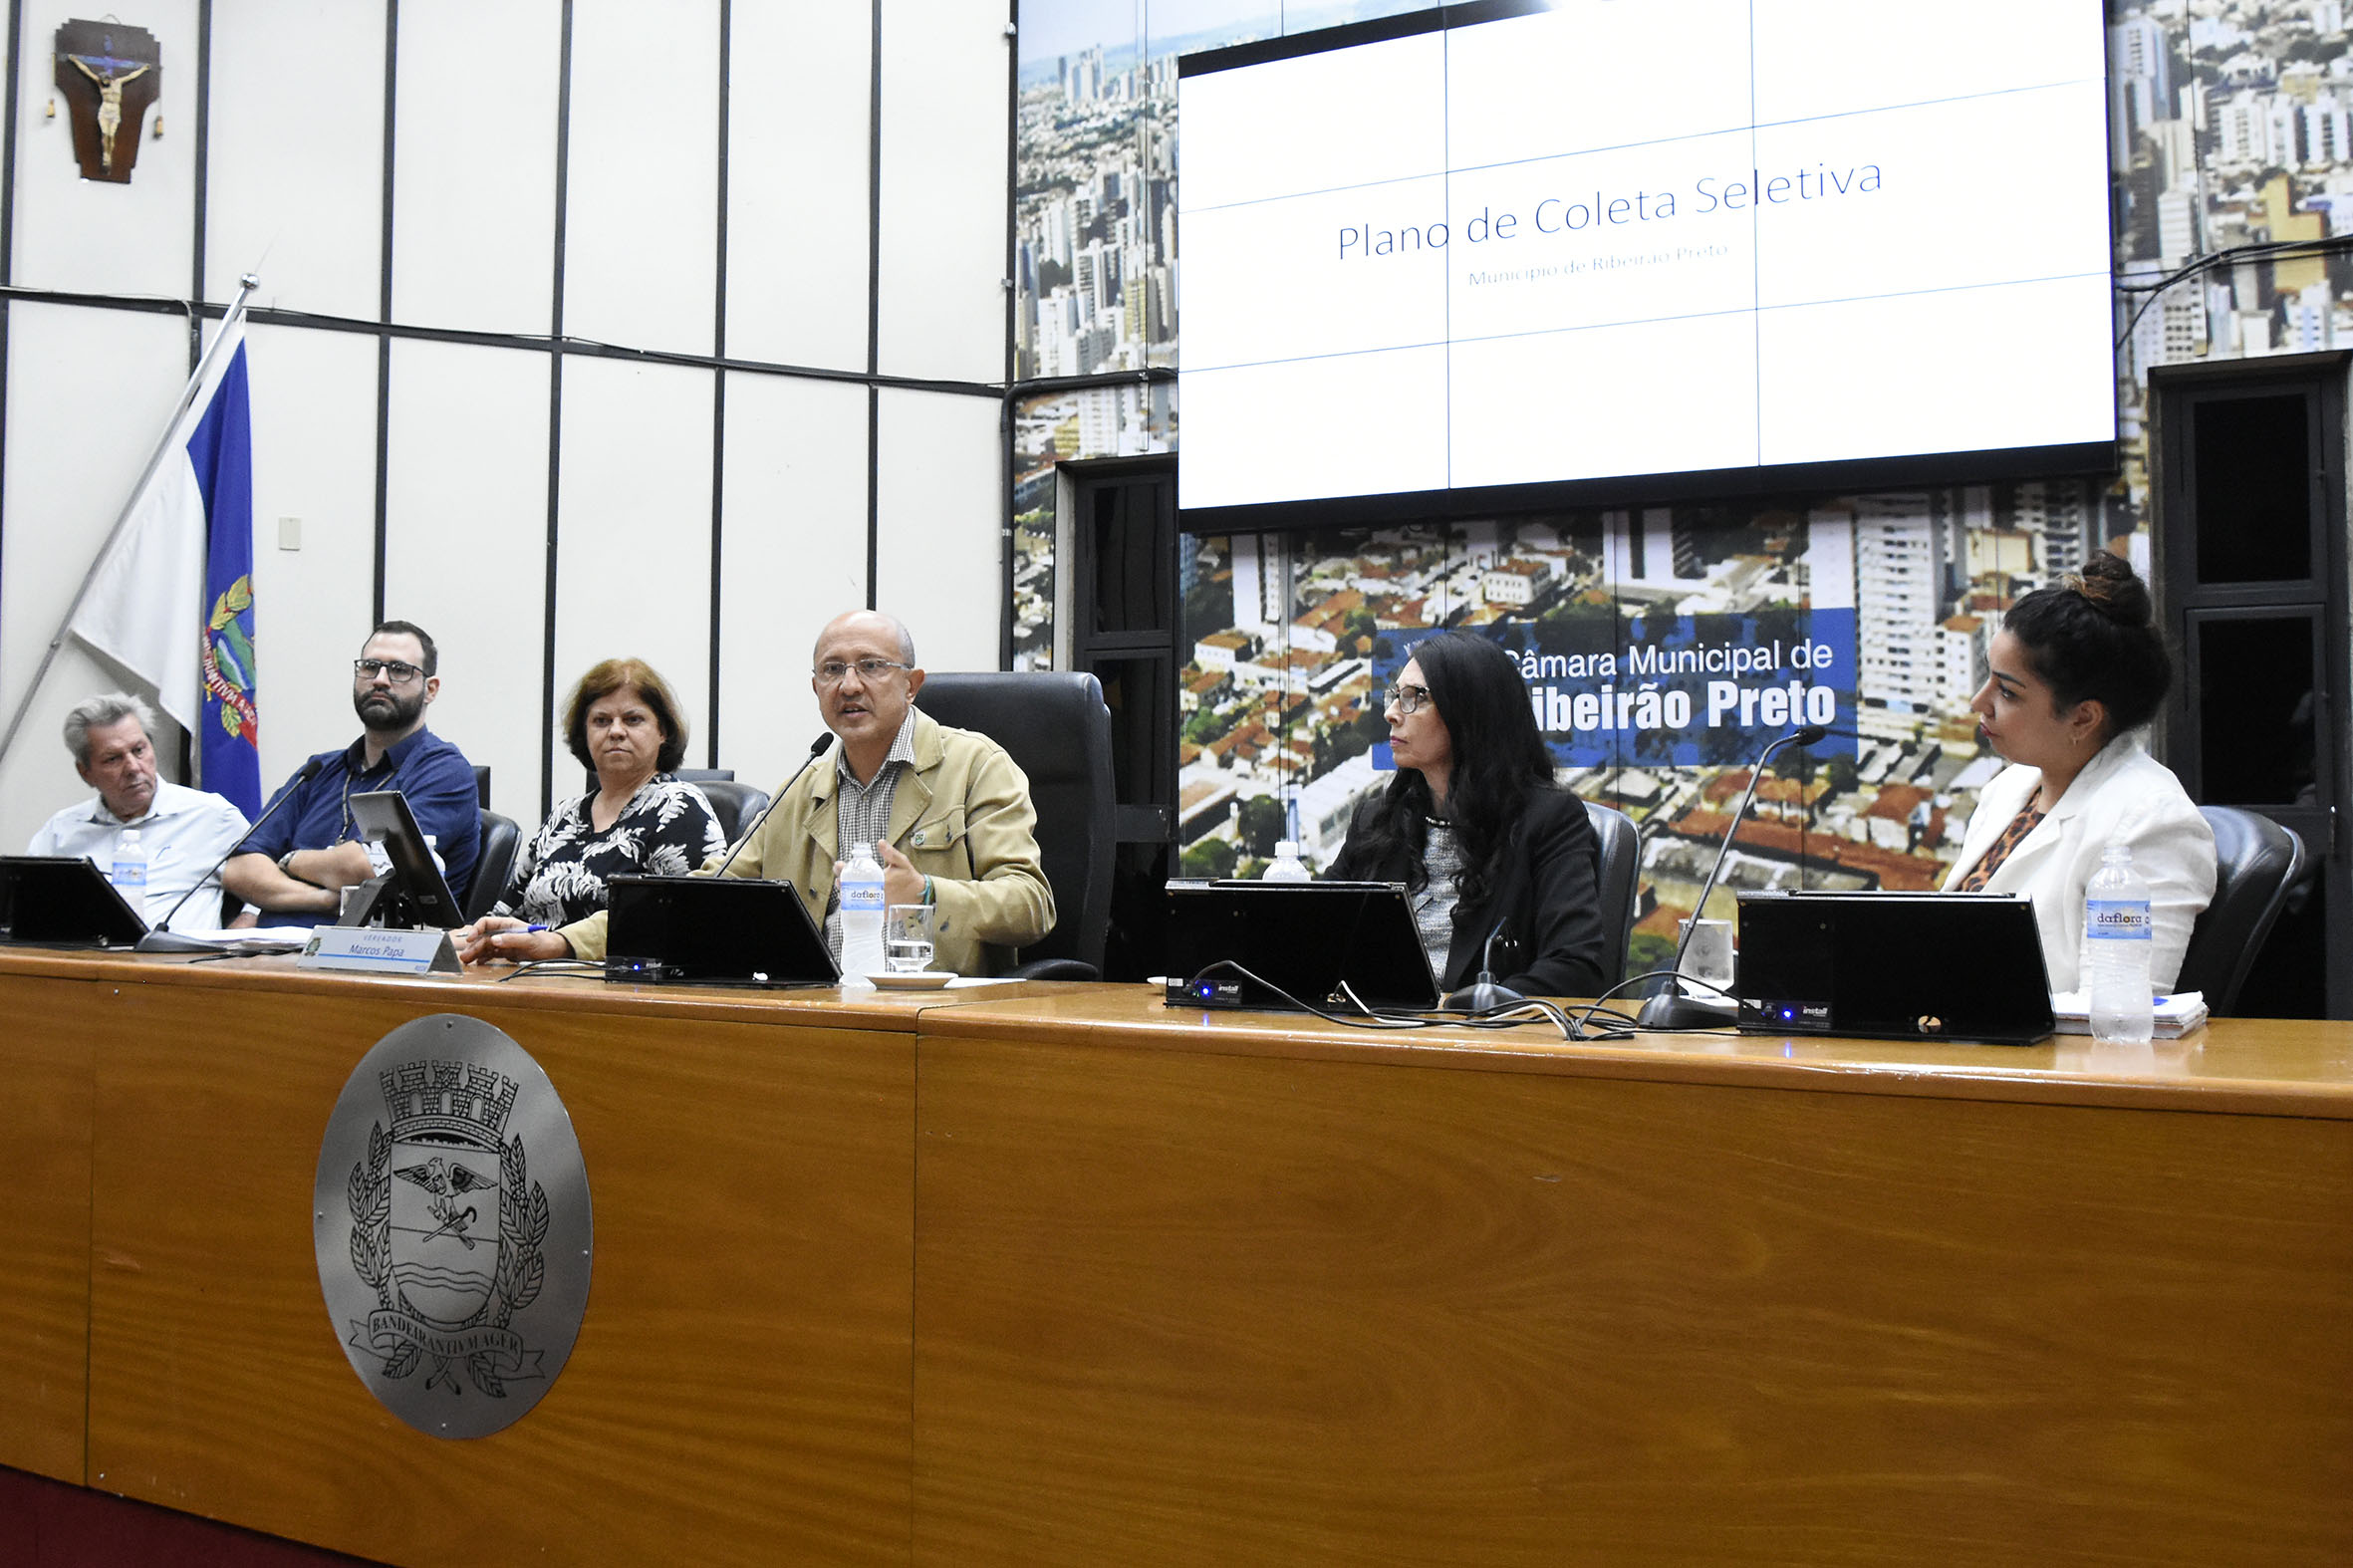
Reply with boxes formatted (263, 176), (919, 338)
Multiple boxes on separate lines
(1328, 787), (1608, 997)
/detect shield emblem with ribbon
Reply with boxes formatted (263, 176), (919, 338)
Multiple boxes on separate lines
(317, 1017), (593, 1438)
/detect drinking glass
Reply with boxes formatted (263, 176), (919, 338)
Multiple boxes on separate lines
(885, 904), (935, 974)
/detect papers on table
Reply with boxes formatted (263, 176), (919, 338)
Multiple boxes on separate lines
(2049, 990), (2209, 1038)
(164, 926), (315, 954)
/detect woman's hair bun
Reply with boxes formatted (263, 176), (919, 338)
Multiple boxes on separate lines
(2005, 547), (2169, 733)
(2066, 550), (2152, 629)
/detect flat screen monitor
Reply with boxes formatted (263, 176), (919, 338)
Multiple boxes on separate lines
(0, 855), (146, 947)
(1735, 890), (2055, 1045)
(344, 790), (467, 929)
(1163, 879), (1440, 1010)
(1176, 0), (2118, 526)
(604, 874), (840, 989)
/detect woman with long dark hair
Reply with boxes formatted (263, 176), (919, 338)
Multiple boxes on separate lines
(1329, 631), (1609, 996)
(1943, 551), (2215, 991)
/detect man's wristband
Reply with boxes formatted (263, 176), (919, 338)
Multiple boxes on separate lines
(921, 876), (935, 906)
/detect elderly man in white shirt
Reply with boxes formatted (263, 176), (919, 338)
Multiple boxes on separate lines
(25, 692), (249, 924)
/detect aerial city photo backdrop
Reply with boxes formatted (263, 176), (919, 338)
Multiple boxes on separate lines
(1011, 0), (2344, 970)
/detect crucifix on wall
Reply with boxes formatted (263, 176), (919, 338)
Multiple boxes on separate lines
(54, 19), (161, 183)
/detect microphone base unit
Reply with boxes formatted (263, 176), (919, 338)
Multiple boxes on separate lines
(1442, 979), (1525, 1013)
(1635, 987), (1740, 1032)
(1165, 976), (1248, 1008)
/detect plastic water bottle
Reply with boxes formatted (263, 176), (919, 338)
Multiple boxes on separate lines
(1261, 840), (1311, 882)
(840, 842), (887, 980)
(2084, 842), (2154, 1044)
(111, 827), (148, 900)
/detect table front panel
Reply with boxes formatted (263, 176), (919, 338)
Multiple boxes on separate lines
(913, 1034), (2353, 1566)
(0, 972), (98, 1482)
(87, 977), (915, 1566)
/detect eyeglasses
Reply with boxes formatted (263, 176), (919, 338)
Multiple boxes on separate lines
(815, 657), (912, 686)
(1385, 682), (1433, 715)
(353, 658), (425, 685)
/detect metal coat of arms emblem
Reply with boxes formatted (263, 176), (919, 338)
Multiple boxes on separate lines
(314, 1014), (593, 1439)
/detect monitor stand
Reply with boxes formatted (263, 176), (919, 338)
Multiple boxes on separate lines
(339, 876), (424, 930)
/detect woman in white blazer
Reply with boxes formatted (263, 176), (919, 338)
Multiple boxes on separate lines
(1941, 553), (2216, 993)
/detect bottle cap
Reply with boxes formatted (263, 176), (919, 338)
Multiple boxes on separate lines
(1274, 840), (1298, 858)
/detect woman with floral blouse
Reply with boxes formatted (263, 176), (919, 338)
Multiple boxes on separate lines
(487, 657), (726, 931)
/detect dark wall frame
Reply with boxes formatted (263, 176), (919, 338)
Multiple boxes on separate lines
(865, 0), (884, 610)
(708, 0), (731, 768)
(0, 282), (1004, 389)
(2152, 349), (2353, 1018)
(998, 0), (1019, 666)
(0, 0), (23, 651)
(371, 0), (398, 629)
(540, 0), (575, 820)
(1061, 449), (1180, 981)
(188, 0), (212, 371)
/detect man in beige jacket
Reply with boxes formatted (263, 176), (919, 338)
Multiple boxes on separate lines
(460, 610), (1053, 975)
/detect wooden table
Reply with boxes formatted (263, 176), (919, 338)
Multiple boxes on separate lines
(911, 990), (2353, 1567)
(6, 955), (2351, 1566)
(0, 950), (1045, 1566)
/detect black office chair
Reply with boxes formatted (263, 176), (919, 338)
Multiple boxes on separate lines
(1584, 798), (1639, 990)
(464, 809), (522, 922)
(2175, 806), (2308, 1016)
(915, 670), (1115, 980)
(693, 780), (772, 847)
(574, 768), (764, 845)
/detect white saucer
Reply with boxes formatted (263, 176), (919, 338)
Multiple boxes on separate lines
(867, 970), (955, 990)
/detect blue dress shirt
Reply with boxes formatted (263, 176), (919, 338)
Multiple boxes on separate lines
(244, 726), (481, 918)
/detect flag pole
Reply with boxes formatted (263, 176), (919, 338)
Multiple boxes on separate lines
(0, 274), (259, 773)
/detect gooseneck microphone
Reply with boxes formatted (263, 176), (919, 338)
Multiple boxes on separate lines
(1636, 723), (1826, 1032)
(135, 755), (327, 953)
(709, 732), (832, 881)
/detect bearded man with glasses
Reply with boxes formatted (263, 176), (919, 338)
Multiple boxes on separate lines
(222, 620), (481, 923)
(463, 608), (1052, 975)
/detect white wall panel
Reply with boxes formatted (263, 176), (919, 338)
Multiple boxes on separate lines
(564, 0), (719, 354)
(550, 357), (713, 801)
(875, 388), (1000, 672)
(725, 0), (872, 374)
(242, 325), (378, 794)
(11, 1), (201, 296)
(0, 305), (191, 852)
(381, 340), (550, 821)
(877, 0), (1010, 384)
(0, 0), (1021, 841)
(204, 2), (386, 317)
(391, 0), (561, 336)
(716, 374), (868, 791)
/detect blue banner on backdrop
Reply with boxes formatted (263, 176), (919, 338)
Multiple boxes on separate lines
(1371, 608), (1858, 771)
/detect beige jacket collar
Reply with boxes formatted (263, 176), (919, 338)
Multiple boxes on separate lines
(798, 711), (947, 863)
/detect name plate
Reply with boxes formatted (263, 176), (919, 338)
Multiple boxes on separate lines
(299, 925), (462, 975)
